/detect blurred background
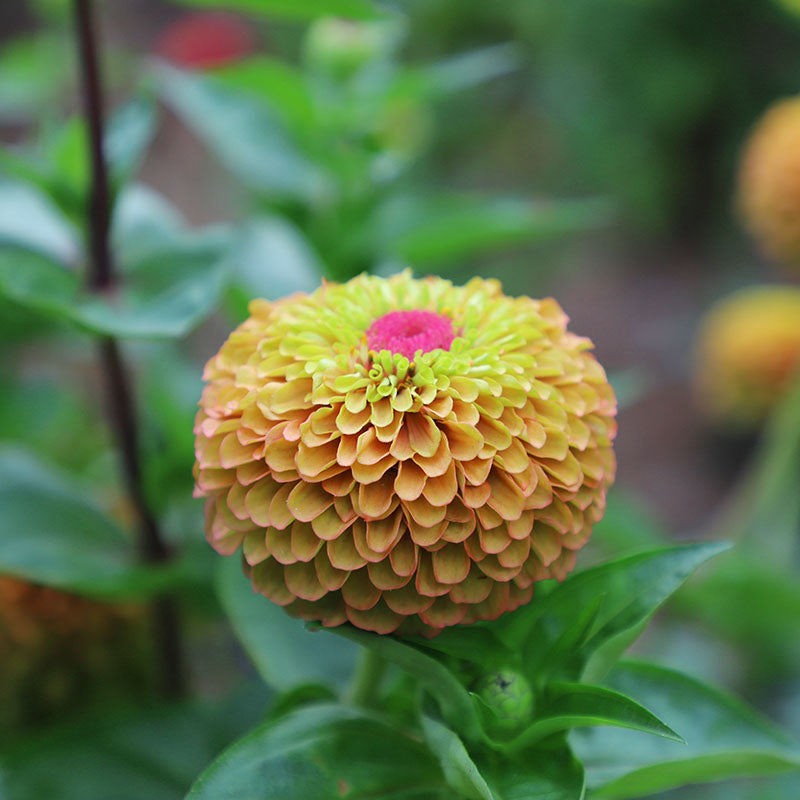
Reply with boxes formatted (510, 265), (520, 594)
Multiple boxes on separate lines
(1, 1), (799, 798)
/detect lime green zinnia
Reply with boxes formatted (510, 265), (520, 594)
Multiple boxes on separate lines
(194, 272), (617, 635)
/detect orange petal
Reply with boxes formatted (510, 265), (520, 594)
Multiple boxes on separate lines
(477, 524), (511, 556)
(440, 420), (483, 461)
(530, 524), (564, 567)
(415, 552), (451, 598)
(287, 481), (334, 522)
(368, 559), (413, 591)
(384, 582), (435, 615)
(236, 461), (269, 486)
(251, 558), (294, 606)
(269, 378), (313, 414)
(290, 520), (324, 562)
(268, 483), (294, 530)
(404, 495), (447, 527)
(508, 510), (534, 540)
(311, 506), (352, 540)
(327, 529), (367, 571)
(412, 434), (451, 478)
(449, 568), (493, 604)
(460, 457), (493, 486)
(322, 472), (355, 497)
(220, 432), (256, 468)
(314, 551), (349, 591)
(352, 455), (395, 485)
(357, 473), (396, 519)
(406, 413), (441, 458)
(366, 512), (403, 554)
(389, 535), (418, 576)
(432, 543), (470, 585)
(476, 553), (522, 581)
(284, 560), (327, 601)
(370, 397), (395, 428)
(243, 530), (269, 565)
(296, 440), (339, 478)
(407, 516), (447, 547)
(336, 404), (370, 435)
(422, 463), (457, 507)
(394, 460), (426, 501)
(345, 600), (403, 634)
(356, 428), (391, 465)
(497, 536), (530, 568)
(420, 596), (468, 628)
(341, 567), (381, 611)
(266, 527), (297, 565)
(487, 471), (525, 521)
(476, 415), (511, 451)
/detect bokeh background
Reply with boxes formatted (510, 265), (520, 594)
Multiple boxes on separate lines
(1, 1), (800, 798)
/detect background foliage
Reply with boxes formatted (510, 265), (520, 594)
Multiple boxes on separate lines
(1, 0), (799, 798)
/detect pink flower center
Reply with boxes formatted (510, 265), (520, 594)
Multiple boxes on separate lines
(366, 310), (455, 359)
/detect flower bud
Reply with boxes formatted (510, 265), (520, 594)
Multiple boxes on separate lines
(474, 669), (535, 735)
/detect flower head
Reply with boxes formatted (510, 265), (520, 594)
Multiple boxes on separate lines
(694, 285), (800, 428)
(738, 97), (800, 269)
(194, 273), (617, 635)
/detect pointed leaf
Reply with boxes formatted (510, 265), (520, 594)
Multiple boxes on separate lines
(421, 716), (494, 800)
(186, 704), (447, 800)
(493, 542), (729, 682)
(477, 748), (585, 800)
(156, 65), (326, 201)
(500, 682), (681, 754)
(573, 661), (800, 799)
(0, 447), (180, 598)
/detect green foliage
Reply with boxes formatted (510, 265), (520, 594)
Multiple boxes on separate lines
(173, 0), (384, 21)
(0, 448), (177, 598)
(186, 704), (447, 800)
(574, 661), (800, 798)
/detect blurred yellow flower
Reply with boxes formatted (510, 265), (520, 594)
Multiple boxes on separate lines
(694, 286), (800, 428)
(738, 97), (800, 269)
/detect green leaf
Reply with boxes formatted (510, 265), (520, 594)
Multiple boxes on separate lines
(416, 43), (523, 98)
(173, 0), (383, 20)
(573, 661), (800, 799)
(211, 57), (315, 135)
(407, 626), (517, 673)
(156, 65), (327, 201)
(421, 716), (494, 800)
(0, 229), (229, 339)
(105, 95), (158, 191)
(477, 748), (585, 800)
(231, 217), (324, 302)
(0, 684), (270, 800)
(494, 542), (729, 683)
(377, 194), (613, 268)
(217, 556), (357, 692)
(499, 682), (681, 754)
(0, 180), (79, 263)
(186, 704), (447, 800)
(0, 447), (178, 598)
(111, 183), (186, 263)
(319, 624), (483, 742)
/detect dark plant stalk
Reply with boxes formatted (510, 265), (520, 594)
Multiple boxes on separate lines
(72, 0), (185, 699)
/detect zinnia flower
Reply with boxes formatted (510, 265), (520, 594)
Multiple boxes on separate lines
(194, 273), (617, 635)
(738, 97), (800, 269)
(694, 285), (800, 428)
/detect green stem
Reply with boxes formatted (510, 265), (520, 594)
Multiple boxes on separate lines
(348, 648), (387, 708)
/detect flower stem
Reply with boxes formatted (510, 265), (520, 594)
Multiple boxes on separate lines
(348, 648), (387, 708)
(72, 0), (185, 699)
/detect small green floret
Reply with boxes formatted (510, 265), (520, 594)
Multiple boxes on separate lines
(474, 669), (534, 735)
